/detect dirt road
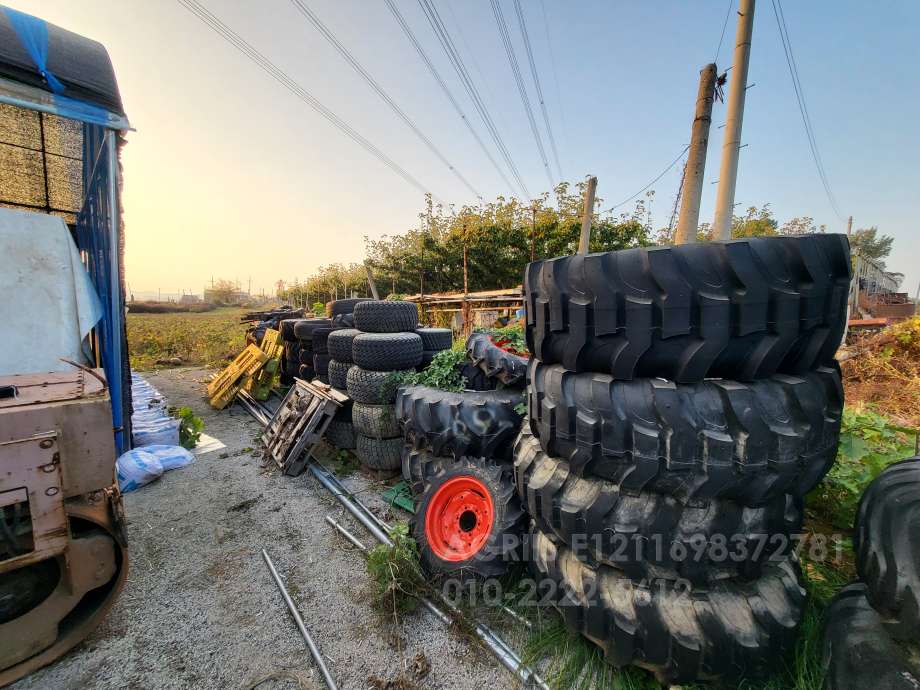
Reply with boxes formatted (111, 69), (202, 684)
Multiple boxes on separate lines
(12, 367), (504, 690)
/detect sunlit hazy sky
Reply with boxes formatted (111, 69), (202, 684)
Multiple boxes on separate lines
(10, 0), (920, 298)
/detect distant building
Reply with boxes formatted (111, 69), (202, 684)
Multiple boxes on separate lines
(179, 294), (202, 304)
(203, 288), (250, 305)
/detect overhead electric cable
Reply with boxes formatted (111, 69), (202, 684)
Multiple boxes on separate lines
(382, 0), (518, 197)
(176, 0), (439, 201)
(602, 145), (690, 213)
(770, 0), (843, 220)
(539, 0), (568, 153)
(490, 0), (554, 191)
(513, 0), (563, 182)
(290, 0), (481, 200)
(714, 0), (734, 65)
(417, 0), (532, 200)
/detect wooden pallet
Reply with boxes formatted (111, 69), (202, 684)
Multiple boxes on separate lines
(208, 344), (269, 409)
(244, 328), (283, 401)
(261, 379), (348, 476)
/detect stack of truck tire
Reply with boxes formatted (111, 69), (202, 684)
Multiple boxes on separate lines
(278, 317), (308, 386)
(337, 300), (452, 471)
(397, 327), (530, 577)
(517, 235), (852, 686)
(822, 455), (920, 689)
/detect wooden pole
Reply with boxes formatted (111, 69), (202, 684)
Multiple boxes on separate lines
(530, 205), (536, 262)
(675, 64), (717, 244)
(364, 263), (380, 300)
(577, 176), (598, 255)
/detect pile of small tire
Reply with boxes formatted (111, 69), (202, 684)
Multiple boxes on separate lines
(517, 234), (852, 686)
(334, 300), (449, 472)
(822, 456), (920, 689)
(396, 330), (530, 578)
(278, 317), (308, 386)
(320, 298), (371, 450)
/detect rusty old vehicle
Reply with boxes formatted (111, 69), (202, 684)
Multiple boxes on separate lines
(0, 7), (132, 685)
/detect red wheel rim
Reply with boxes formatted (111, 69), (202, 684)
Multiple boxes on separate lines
(424, 476), (494, 562)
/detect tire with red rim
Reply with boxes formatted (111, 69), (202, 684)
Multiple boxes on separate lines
(412, 456), (524, 577)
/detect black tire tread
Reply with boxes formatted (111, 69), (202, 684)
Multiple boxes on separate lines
(529, 527), (806, 685)
(328, 360), (352, 390)
(352, 332), (423, 371)
(353, 403), (401, 439)
(395, 385), (524, 460)
(529, 360), (843, 504)
(854, 456), (920, 640)
(415, 327), (453, 351)
(346, 366), (414, 404)
(327, 328), (360, 363)
(356, 435), (403, 471)
(525, 234), (851, 382)
(354, 300), (419, 333)
(513, 427), (802, 583)
(466, 332), (529, 387)
(325, 420), (356, 450)
(822, 583), (920, 690)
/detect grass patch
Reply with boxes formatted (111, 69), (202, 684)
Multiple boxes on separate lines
(127, 306), (249, 370)
(365, 522), (427, 616)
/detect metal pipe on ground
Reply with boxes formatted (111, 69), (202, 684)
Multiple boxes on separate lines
(318, 478), (549, 690)
(261, 549), (338, 690)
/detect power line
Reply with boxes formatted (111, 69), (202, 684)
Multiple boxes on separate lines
(383, 0), (518, 198)
(513, 0), (564, 182)
(176, 0), (439, 201)
(714, 0), (733, 65)
(770, 0), (844, 220)
(417, 0), (532, 200)
(490, 0), (554, 191)
(539, 0), (568, 154)
(602, 145), (690, 213)
(289, 0), (481, 200)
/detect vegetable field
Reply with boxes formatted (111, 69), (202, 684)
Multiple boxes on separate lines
(127, 307), (249, 370)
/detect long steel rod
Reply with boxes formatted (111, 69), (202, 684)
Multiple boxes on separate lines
(261, 549), (338, 690)
(318, 484), (548, 690)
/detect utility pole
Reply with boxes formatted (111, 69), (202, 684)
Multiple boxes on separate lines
(530, 205), (536, 262)
(675, 63), (718, 244)
(577, 176), (598, 255)
(847, 215), (853, 236)
(712, 0), (755, 241)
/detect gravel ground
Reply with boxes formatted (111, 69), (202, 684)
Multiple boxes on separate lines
(12, 367), (515, 690)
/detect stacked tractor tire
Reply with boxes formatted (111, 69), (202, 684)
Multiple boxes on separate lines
(517, 234), (852, 685)
(336, 300), (452, 472)
(397, 331), (530, 578)
(822, 455), (920, 689)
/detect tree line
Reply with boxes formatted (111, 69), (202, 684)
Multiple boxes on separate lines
(278, 183), (897, 305)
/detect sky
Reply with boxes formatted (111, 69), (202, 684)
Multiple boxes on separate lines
(9, 0), (920, 299)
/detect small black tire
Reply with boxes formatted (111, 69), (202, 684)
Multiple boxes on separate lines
(325, 420), (356, 450)
(293, 318), (332, 340)
(528, 527), (806, 686)
(466, 332), (528, 387)
(525, 234), (851, 382)
(352, 332), (423, 371)
(327, 328), (360, 363)
(328, 360), (352, 390)
(283, 341), (301, 361)
(313, 353), (331, 376)
(854, 456), (920, 640)
(354, 300), (419, 333)
(513, 427), (802, 583)
(279, 318), (299, 342)
(311, 326), (334, 354)
(529, 360), (843, 504)
(822, 583), (920, 690)
(331, 298), (371, 316)
(416, 327), (453, 351)
(297, 364), (314, 381)
(298, 348), (314, 366)
(395, 385), (524, 461)
(353, 403), (401, 439)
(346, 366), (414, 404)
(356, 435), (403, 471)
(413, 455), (525, 578)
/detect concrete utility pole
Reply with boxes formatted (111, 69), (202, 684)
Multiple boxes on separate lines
(577, 176), (598, 255)
(847, 215), (853, 236)
(675, 63), (718, 244)
(712, 0), (755, 241)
